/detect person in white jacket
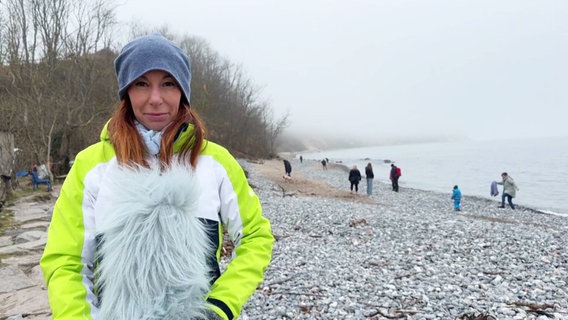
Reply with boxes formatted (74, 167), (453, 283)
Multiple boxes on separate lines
(496, 172), (519, 209)
(40, 33), (274, 320)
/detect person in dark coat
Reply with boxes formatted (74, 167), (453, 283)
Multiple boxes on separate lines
(283, 159), (292, 177)
(365, 162), (374, 196)
(390, 164), (400, 192)
(348, 165), (362, 193)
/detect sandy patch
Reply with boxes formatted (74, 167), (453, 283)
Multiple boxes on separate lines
(249, 159), (375, 204)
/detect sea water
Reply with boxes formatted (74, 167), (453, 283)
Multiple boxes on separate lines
(301, 136), (568, 216)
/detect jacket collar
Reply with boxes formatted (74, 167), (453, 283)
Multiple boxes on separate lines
(100, 120), (195, 153)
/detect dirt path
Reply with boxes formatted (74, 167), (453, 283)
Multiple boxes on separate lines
(250, 159), (375, 204)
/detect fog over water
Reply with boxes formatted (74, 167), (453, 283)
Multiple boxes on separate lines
(115, 0), (568, 145)
(301, 136), (568, 215)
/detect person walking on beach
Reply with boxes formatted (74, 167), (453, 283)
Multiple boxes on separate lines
(40, 34), (273, 320)
(321, 159), (327, 170)
(283, 159), (292, 178)
(390, 163), (401, 192)
(496, 172), (519, 209)
(451, 185), (462, 211)
(348, 165), (362, 193)
(299, 155), (303, 163)
(365, 162), (374, 196)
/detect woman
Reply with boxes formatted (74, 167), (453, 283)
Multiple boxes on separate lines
(348, 165), (362, 193)
(365, 162), (374, 196)
(496, 172), (519, 209)
(40, 34), (274, 320)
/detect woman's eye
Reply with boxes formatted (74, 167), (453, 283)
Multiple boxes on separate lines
(163, 81), (177, 87)
(133, 80), (149, 87)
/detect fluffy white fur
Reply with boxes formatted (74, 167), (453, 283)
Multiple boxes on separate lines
(95, 160), (213, 320)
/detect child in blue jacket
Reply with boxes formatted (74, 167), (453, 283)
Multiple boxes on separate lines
(451, 185), (462, 211)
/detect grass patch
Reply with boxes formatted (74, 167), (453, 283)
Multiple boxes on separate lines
(0, 208), (16, 237)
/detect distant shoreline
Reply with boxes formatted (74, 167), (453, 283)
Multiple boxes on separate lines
(271, 154), (567, 218)
(285, 137), (568, 216)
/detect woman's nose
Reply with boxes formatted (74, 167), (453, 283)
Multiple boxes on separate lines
(149, 86), (163, 105)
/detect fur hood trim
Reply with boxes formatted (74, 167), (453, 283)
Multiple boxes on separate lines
(94, 159), (213, 319)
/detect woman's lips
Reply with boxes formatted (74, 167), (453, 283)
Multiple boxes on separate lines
(145, 113), (168, 121)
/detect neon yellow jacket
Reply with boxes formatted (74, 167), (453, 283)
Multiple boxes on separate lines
(40, 124), (274, 320)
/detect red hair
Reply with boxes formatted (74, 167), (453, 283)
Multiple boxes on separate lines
(108, 98), (205, 168)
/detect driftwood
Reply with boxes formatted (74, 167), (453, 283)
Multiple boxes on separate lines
(456, 313), (497, 320)
(0, 311), (52, 320)
(264, 276), (294, 286)
(267, 291), (326, 297)
(363, 303), (496, 320)
(349, 217), (367, 227)
(509, 300), (556, 317)
(510, 300), (555, 310)
(366, 308), (419, 319)
(277, 184), (296, 197)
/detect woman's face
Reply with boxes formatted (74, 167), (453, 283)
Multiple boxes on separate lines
(127, 70), (181, 131)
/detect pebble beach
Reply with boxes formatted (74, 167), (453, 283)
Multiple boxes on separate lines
(239, 159), (568, 320)
(1, 158), (567, 320)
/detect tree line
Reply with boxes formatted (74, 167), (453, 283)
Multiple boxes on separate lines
(0, 0), (287, 178)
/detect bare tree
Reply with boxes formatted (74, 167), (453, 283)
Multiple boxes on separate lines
(31, 0), (68, 64)
(0, 0), (116, 175)
(2, 14), (288, 168)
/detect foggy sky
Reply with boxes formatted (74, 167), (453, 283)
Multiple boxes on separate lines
(115, 0), (568, 143)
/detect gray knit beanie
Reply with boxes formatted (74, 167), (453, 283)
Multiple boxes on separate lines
(114, 33), (191, 104)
